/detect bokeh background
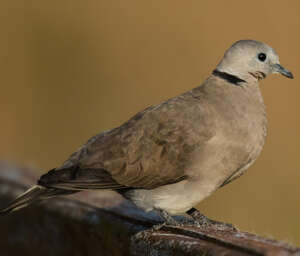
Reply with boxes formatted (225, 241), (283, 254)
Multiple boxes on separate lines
(0, 0), (299, 245)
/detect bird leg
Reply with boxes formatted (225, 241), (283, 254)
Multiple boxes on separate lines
(156, 209), (179, 226)
(153, 209), (201, 229)
(153, 208), (237, 231)
(186, 208), (237, 231)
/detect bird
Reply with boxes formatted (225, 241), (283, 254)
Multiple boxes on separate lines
(0, 40), (293, 226)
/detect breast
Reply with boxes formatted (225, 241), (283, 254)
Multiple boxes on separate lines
(214, 85), (268, 187)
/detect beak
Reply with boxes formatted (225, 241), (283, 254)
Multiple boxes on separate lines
(273, 64), (294, 79)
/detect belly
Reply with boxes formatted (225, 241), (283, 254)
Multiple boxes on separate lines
(125, 179), (216, 215)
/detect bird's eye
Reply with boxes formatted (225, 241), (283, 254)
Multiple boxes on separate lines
(258, 53), (267, 62)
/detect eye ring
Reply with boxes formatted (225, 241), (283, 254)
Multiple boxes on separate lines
(258, 53), (267, 62)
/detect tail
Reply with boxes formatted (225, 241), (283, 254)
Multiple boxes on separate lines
(0, 185), (76, 215)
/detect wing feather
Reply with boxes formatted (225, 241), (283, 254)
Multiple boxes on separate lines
(47, 89), (215, 190)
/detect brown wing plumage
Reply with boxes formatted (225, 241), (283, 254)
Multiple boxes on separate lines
(39, 88), (216, 191)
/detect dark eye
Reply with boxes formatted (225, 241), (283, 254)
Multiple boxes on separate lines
(258, 53), (267, 62)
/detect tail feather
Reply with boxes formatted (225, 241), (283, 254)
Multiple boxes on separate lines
(0, 185), (76, 215)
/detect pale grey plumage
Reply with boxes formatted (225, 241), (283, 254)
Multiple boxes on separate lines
(0, 40), (293, 217)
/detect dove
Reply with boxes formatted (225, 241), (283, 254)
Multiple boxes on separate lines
(0, 40), (293, 226)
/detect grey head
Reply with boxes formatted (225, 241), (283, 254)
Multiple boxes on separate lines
(216, 40), (293, 83)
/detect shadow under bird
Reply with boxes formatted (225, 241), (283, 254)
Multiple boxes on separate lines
(0, 40), (293, 226)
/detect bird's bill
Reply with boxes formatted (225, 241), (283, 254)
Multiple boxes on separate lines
(273, 63), (294, 79)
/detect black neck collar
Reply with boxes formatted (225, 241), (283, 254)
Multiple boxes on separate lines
(212, 69), (246, 86)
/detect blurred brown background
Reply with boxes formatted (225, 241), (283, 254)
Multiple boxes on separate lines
(0, 0), (299, 245)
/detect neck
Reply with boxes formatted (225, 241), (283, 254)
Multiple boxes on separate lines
(212, 69), (246, 86)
